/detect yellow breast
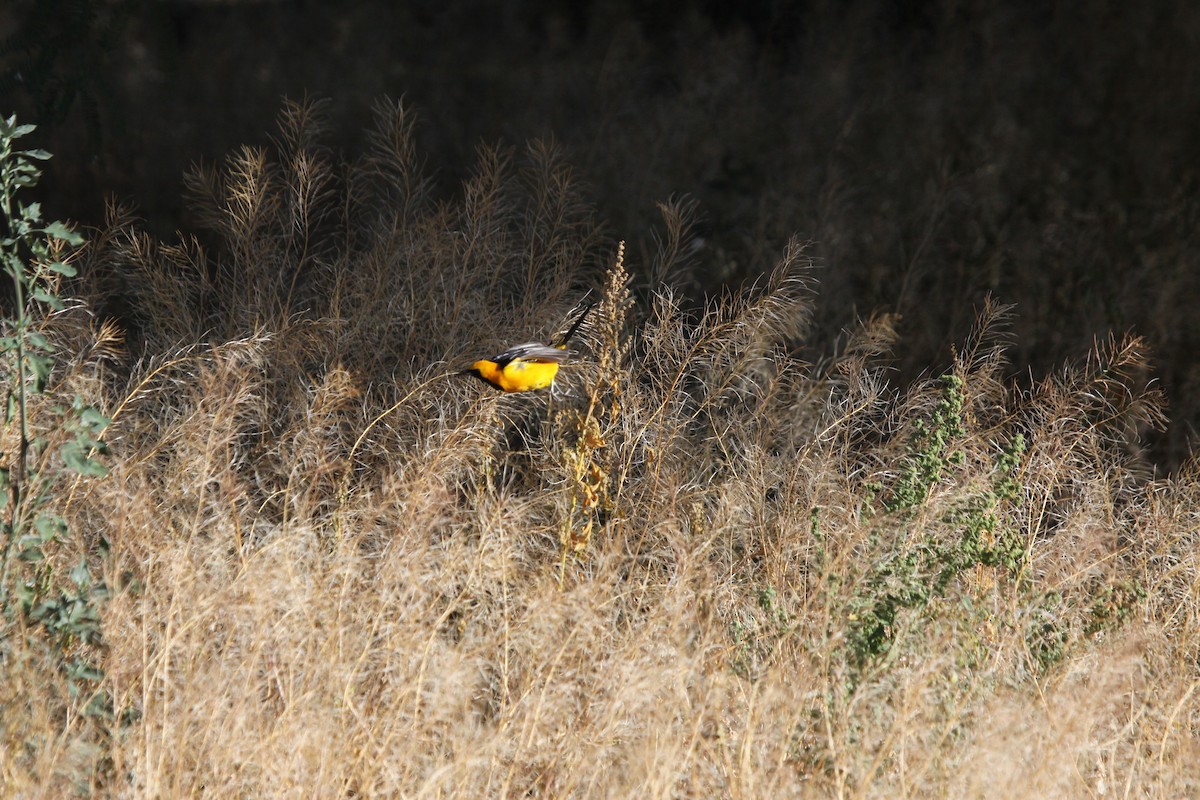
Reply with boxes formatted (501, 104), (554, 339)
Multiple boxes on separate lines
(500, 359), (559, 391)
(472, 359), (560, 392)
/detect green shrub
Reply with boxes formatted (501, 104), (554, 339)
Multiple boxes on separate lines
(0, 115), (111, 723)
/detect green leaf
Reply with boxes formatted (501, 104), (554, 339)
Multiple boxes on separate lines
(26, 352), (54, 391)
(14, 581), (35, 607)
(25, 331), (50, 350)
(13, 123), (36, 138)
(31, 286), (65, 311)
(70, 558), (93, 588)
(85, 692), (115, 721)
(17, 546), (46, 563)
(61, 442), (109, 477)
(43, 221), (83, 246)
(19, 148), (52, 161)
(79, 406), (111, 431)
(29, 598), (59, 624)
(46, 261), (77, 277)
(67, 661), (105, 683)
(34, 513), (67, 540)
(67, 601), (87, 625)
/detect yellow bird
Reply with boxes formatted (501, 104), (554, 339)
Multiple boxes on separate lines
(463, 302), (593, 392)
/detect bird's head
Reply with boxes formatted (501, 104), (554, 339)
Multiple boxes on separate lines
(461, 360), (499, 384)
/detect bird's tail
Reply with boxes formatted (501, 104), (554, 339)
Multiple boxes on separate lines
(553, 297), (595, 349)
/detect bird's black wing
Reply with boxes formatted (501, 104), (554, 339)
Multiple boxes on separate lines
(490, 343), (573, 366)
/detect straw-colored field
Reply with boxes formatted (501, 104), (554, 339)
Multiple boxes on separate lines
(2, 101), (1197, 798)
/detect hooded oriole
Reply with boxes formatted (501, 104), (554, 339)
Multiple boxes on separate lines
(463, 302), (593, 392)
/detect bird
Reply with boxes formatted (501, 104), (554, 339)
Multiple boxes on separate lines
(462, 301), (593, 392)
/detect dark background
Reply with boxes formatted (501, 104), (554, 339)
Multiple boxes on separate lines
(3, 0), (1198, 466)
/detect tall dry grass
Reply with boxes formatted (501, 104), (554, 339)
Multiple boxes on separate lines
(2, 100), (1198, 798)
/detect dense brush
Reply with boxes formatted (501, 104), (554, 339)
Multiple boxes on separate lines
(2, 100), (1197, 798)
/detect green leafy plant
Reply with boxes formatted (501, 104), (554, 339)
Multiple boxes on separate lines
(27, 555), (111, 715)
(730, 584), (795, 679)
(0, 116), (109, 706)
(881, 374), (968, 516)
(847, 375), (1028, 672)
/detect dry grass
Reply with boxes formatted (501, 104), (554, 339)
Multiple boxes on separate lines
(3, 100), (1199, 798)
(8, 2), (1200, 465)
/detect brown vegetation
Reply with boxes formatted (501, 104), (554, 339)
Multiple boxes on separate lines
(2, 100), (1198, 798)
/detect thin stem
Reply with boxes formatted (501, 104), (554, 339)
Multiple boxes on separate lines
(0, 156), (28, 610)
